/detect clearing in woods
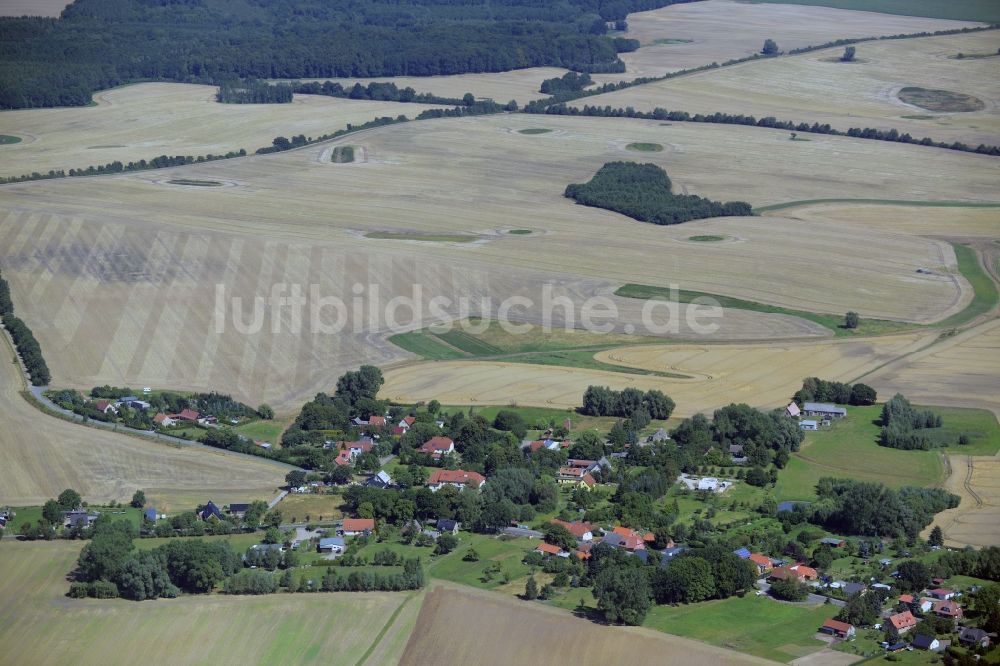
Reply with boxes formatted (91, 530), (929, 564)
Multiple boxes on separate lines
(0, 540), (417, 666)
(0, 332), (286, 509)
(0, 82), (439, 178)
(379, 332), (937, 416)
(400, 583), (773, 666)
(576, 31), (1000, 149)
(1, 115), (994, 409)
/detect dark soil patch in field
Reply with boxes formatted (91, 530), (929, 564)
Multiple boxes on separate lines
(626, 142), (663, 152)
(0, 135), (23, 145)
(898, 87), (985, 113)
(518, 128), (552, 135)
(688, 235), (726, 242)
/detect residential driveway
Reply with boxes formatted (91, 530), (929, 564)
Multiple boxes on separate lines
(755, 580), (846, 607)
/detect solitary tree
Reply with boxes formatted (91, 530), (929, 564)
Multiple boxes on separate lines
(844, 311), (860, 329)
(524, 575), (539, 600)
(841, 46), (856, 62)
(928, 525), (944, 547)
(762, 39), (779, 56)
(130, 490), (146, 508)
(57, 488), (82, 511)
(257, 404), (274, 420)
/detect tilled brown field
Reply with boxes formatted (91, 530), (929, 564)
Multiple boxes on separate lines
(401, 583), (776, 666)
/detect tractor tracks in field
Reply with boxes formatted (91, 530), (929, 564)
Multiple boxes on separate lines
(962, 456), (984, 508)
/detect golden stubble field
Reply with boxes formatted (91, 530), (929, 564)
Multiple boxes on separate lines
(933, 454), (1000, 547)
(380, 332), (937, 415)
(0, 332), (285, 509)
(0, 82), (439, 178)
(578, 31), (1000, 148)
(769, 203), (1000, 237)
(0, 540), (420, 666)
(1, 114), (993, 409)
(864, 319), (1000, 417)
(401, 583), (774, 666)
(599, 0), (983, 79)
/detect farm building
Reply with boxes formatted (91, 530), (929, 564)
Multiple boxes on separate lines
(318, 537), (345, 554)
(819, 619), (855, 639)
(800, 420), (819, 431)
(786, 403), (801, 418)
(802, 403), (847, 419)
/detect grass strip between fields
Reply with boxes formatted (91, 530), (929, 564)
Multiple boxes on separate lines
(755, 198), (1000, 213)
(388, 329), (690, 377)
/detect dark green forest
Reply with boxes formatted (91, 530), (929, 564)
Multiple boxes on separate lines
(565, 162), (752, 225)
(0, 0), (693, 109)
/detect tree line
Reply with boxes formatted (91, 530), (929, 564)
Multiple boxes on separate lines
(537, 103), (1000, 156)
(217, 80), (294, 104)
(0, 0), (689, 109)
(0, 268), (50, 385)
(794, 377), (877, 406)
(565, 162), (752, 225)
(580, 385), (675, 419)
(293, 80), (474, 107)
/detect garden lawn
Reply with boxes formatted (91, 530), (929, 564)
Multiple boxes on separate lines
(643, 594), (839, 663)
(775, 405), (944, 501)
(428, 533), (534, 589)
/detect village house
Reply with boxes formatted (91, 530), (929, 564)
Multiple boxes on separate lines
(364, 470), (392, 489)
(427, 469), (486, 492)
(769, 563), (817, 583)
(819, 619), (855, 639)
(175, 408), (200, 423)
(551, 519), (595, 541)
(436, 519), (459, 534)
(958, 627), (990, 649)
(604, 526), (654, 552)
(318, 537), (345, 554)
(367, 415), (386, 428)
(887, 610), (918, 635)
(93, 399), (118, 415)
(911, 634), (941, 651)
(535, 542), (568, 558)
(419, 436), (455, 459)
(820, 537), (846, 548)
(927, 587), (955, 600)
(153, 412), (175, 427)
(340, 518), (375, 537)
(802, 402), (847, 419)
(199, 501), (224, 521)
(556, 466), (596, 489)
(648, 428), (670, 443)
(64, 509), (99, 529)
(933, 599), (963, 621)
(749, 553), (773, 575)
(228, 503), (250, 518)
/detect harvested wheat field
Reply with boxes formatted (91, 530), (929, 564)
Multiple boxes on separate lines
(767, 203), (1000, 237)
(596, 0), (982, 79)
(931, 454), (1000, 547)
(1, 114), (993, 408)
(0, 82), (438, 178)
(401, 583), (774, 666)
(580, 31), (1000, 147)
(381, 332), (937, 415)
(0, 0), (68, 17)
(0, 540), (417, 666)
(0, 333), (286, 509)
(864, 319), (1000, 416)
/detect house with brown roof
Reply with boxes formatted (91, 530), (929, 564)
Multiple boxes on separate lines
(153, 412), (175, 427)
(556, 467), (596, 489)
(419, 436), (455, 459)
(928, 588), (955, 600)
(340, 518), (375, 536)
(608, 526), (652, 552)
(933, 600), (963, 621)
(175, 408), (200, 422)
(427, 469), (486, 492)
(790, 563), (818, 580)
(887, 610), (918, 635)
(535, 542), (568, 558)
(551, 519), (594, 541)
(93, 399), (118, 415)
(820, 619), (855, 639)
(367, 415), (386, 428)
(749, 553), (773, 575)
